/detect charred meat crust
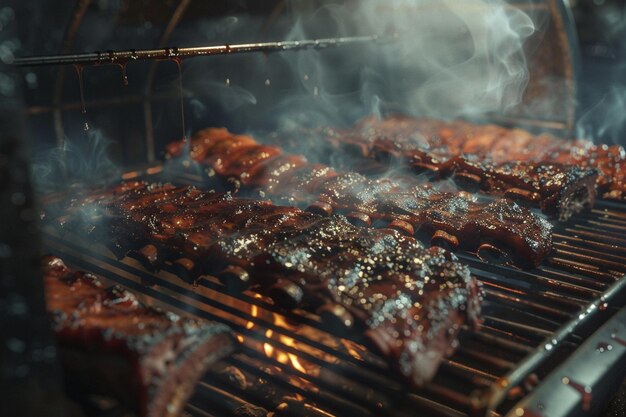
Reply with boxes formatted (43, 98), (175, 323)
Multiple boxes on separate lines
(341, 116), (620, 203)
(45, 182), (482, 387)
(42, 255), (234, 417)
(166, 128), (552, 268)
(273, 119), (600, 220)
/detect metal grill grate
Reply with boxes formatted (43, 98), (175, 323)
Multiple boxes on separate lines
(41, 183), (626, 417)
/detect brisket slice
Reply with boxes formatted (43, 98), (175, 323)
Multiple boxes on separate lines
(166, 128), (552, 268)
(43, 255), (234, 417)
(45, 182), (482, 386)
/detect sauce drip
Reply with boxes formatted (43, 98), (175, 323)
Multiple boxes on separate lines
(172, 57), (186, 143)
(262, 52), (270, 88)
(73, 64), (89, 131)
(117, 63), (128, 86)
(562, 377), (592, 411)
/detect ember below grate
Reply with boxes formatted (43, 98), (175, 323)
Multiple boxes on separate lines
(41, 188), (626, 417)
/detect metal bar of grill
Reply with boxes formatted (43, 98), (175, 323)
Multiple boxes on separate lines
(40, 173), (626, 417)
(13, 34), (392, 67)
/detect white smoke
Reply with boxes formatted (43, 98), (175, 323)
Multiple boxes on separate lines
(275, 0), (535, 126)
(187, 80), (257, 117)
(30, 128), (120, 193)
(576, 85), (626, 144)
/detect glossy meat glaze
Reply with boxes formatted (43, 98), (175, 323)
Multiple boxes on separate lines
(43, 255), (233, 417)
(166, 128), (552, 267)
(45, 182), (482, 386)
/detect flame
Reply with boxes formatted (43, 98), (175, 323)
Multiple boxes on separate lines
(341, 340), (364, 361)
(239, 295), (310, 374)
(245, 294), (263, 330)
(263, 316), (308, 374)
(246, 303), (257, 329)
(263, 329), (274, 357)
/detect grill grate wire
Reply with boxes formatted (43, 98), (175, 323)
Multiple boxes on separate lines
(42, 190), (626, 417)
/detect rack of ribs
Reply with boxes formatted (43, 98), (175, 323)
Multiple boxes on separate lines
(269, 117), (599, 220)
(42, 255), (234, 417)
(335, 115), (619, 205)
(429, 117), (625, 200)
(44, 182), (482, 387)
(166, 128), (552, 268)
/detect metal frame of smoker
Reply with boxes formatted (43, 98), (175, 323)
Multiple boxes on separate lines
(13, 1), (626, 416)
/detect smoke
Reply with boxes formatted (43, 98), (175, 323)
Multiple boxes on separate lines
(187, 80), (257, 117)
(270, 0), (534, 130)
(376, 0), (534, 118)
(574, 2), (626, 146)
(576, 85), (626, 144)
(30, 128), (120, 193)
(28, 1), (539, 192)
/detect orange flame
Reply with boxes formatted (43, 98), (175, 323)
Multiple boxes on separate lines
(263, 315), (308, 374)
(239, 295), (310, 374)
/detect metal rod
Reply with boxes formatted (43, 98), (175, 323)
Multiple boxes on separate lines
(14, 34), (391, 67)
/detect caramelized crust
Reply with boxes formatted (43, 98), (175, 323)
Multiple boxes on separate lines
(43, 256), (233, 417)
(274, 118), (599, 220)
(348, 116), (619, 203)
(167, 128), (552, 267)
(45, 182), (481, 386)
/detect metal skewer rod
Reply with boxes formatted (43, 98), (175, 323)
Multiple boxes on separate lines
(13, 34), (393, 67)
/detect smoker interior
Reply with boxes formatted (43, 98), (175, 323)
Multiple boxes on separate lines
(39, 168), (626, 417)
(14, 1), (626, 417)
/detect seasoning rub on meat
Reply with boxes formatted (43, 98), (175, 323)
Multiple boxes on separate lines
(167, 128), (553, 267)
(45, 182), (482, 386)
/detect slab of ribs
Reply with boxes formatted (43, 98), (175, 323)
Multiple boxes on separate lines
(44, 181), (482, 387)
(279, 116), (624, 219)
(166, 128), (553, 268)
(43, 255), (234, 417)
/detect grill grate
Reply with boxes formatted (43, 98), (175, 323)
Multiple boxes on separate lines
(41, 182), (626, 417)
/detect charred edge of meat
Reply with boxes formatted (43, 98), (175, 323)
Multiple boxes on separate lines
(386, 219), (415, 237)
(42, 255), (234, 417)
(431, 230), (459, 251)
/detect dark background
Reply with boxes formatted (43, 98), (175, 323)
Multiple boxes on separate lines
(573, 0), (626, 146)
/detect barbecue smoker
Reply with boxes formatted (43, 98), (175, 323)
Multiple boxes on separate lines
(6, 1), (626, 417)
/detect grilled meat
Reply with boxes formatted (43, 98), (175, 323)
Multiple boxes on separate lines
(43, 255), (234, 417)
(272, 120), (598, 220)
(348, 115), (621, 202)
(45, 182), (482, 386)
(166, 128), (552, 267)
